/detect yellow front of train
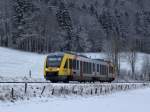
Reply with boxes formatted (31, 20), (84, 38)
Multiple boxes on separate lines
(44, 53), (72, 82)
(44, 54), (63, 81)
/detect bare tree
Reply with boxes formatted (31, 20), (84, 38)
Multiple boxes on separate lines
(127, 51), (137, 79)
(102, 35), (121, 76)
(126, 39), (137, 79)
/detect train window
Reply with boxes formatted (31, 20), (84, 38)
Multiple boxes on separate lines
(83, 62), (86, 73)
(101, 65), (107, 75)
(100, 65), (102, 75)
(85, 62), (88, 74)
(97, 64), (99, 72)
(106, 66), (108, 75)
(89, 63), (92, 74)
(109, 66), (113, 73)
(100, 65), (102, 74)
(87, 62), (89, 74)
(80, 61), (82, 71)
(103, 66), (107, 75)
(84, 62), (86, 73)
(77, 60), (79, 70)
(47, 55), (62, 67)
(103, 66), (105, 75)
(73, 60), (76, 69)
(93, 63), (95, 72)
(86, 62), (88, 74)
(104, 66), (106, 75)
(69, 59), (72, 69)
(75, 60), (77, 69)
(85, 62), (87, 73)
(88, 63), (90, 74)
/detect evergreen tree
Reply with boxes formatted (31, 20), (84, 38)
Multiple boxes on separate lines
(12, 0), (34, 50)
(56, 1), (74, 51)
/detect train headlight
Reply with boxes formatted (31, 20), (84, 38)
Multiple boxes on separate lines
(45, 68), (48, 71)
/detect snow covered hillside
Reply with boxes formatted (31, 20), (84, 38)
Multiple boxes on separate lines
(1, 88), (150, 112)
(0, 47), (149, 80)
(0, 47), (46, 79)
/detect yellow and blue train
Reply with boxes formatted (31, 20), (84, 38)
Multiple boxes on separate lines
(44, 52), (115, 83)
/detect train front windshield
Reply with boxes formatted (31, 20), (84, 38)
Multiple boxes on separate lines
(47, 56), (63, 67)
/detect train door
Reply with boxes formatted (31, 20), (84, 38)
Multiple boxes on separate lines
(80, 61), (83, 79)
(69, 59), (73, 76)
(108, 64), (114, 78)
(72, 59), (79, 76)
(64, 59), (70, 76)
(75, 60), (80, 76)
(92, 63), (96, 76)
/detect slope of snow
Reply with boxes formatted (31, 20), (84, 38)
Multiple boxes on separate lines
(0, 47), (149, 79)
(0, 47), (46, 78)
(0, 88), (150, 112)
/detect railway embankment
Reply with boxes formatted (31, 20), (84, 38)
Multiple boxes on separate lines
(0, 82), (149, 102)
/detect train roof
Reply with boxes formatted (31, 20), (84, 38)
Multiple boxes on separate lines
(48, 52), (88, 58)
(47, 52), (112, 63)
(94, 59), (112, 63)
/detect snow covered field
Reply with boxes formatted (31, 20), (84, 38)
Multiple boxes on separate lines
(0, 47), (45, 79)
(0, 47), (150, 112)
(0, 47), (149, 81)
(0, 87), (150, 112)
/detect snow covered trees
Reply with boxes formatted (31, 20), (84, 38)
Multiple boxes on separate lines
(56, 1), (74, 51)
(0, 0), (150, 53)
(12, 0), (35, 50)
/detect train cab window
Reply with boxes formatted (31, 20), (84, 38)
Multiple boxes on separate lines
(47, 55), (63, 67)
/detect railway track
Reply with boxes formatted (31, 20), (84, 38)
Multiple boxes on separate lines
(0, 81), (149, 84)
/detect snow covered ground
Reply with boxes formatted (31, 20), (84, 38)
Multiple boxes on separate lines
(0, 47), (46, 79)
(0, 47), (149, 81)
(0, 87), (150, 112)
(0, 82), (149, 102)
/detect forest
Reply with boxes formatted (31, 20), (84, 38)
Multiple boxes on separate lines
(0, 0), (150, 53)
